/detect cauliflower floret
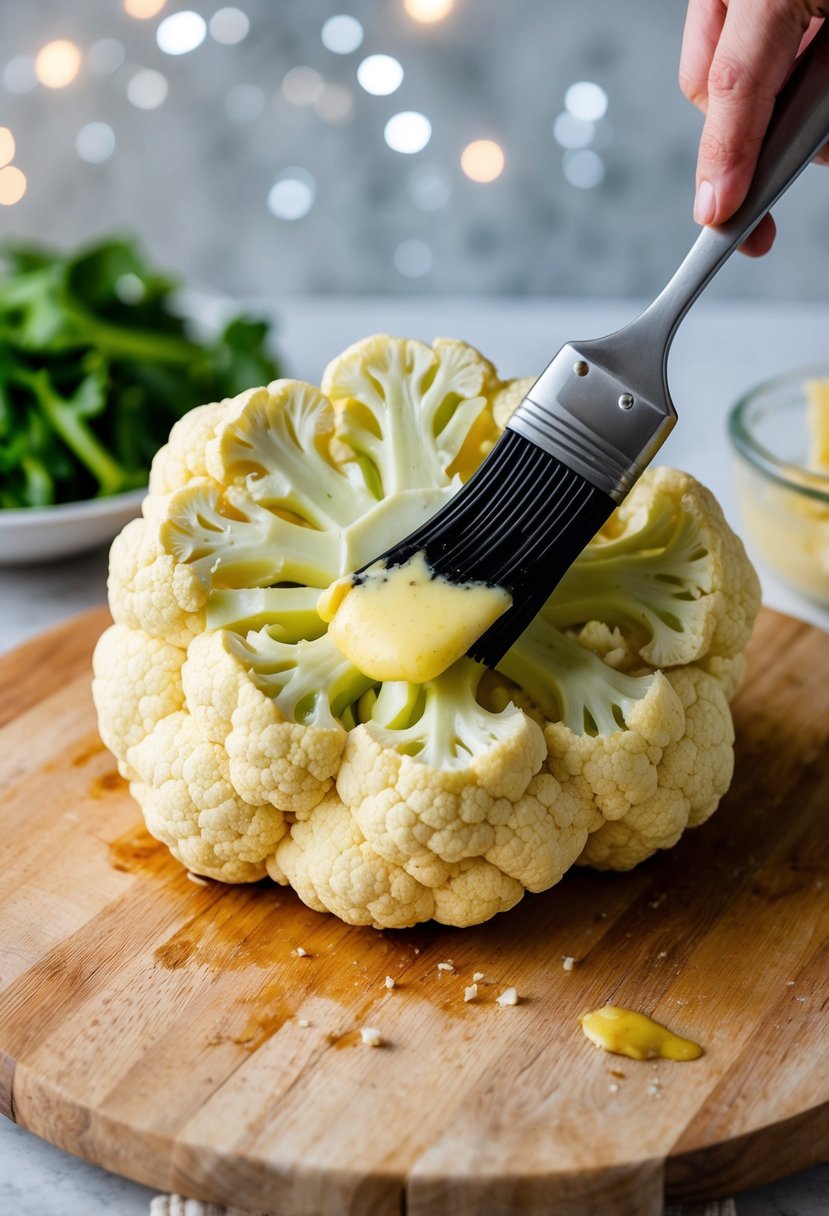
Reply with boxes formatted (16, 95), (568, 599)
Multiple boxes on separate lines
(546, 671), (686, 824)
(272, 794), (436, 928)
(273, 794), (523, 929)
(699, 653), (747, 703)
(323, 334), (498, 497)
(491, 376), (535, 430)
(483, 771), (596, 892)
(129, 712), (287, 882)
(578, 667), (734, 870)
(92, 624), (186, 780)
(149, 400), (229, 497)
(107, 517), (207, 648)
(183, 629), (356, 814)
(547, 466), (761, 668)
(431, 857), (524, 927)
(338, 661), (546, 868)
(665, 666), (735, 828)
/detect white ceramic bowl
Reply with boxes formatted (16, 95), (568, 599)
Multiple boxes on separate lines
(0, 487), (146, 565)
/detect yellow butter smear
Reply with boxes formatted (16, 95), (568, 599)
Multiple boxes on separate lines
(317, 552), (512, 683)
(580, 1006), (703, 1062)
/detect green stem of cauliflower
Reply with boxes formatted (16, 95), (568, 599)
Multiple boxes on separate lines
(498, 616), (655, 736)
(363, 659), (521, 768)
(231, 629), (376, 730)
(542, 506), (710, 656)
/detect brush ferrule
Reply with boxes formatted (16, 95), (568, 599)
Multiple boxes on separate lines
(505, 343), (676, 503)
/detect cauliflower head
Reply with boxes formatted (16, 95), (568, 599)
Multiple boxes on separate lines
(94, 333), (760, 927)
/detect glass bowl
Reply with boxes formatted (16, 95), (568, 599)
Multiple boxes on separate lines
(728, 363), (829, 605)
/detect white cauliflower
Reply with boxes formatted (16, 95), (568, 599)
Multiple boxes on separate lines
(93, 333), (760, 928)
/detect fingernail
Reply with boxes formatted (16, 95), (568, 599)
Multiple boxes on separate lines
(694, 179), (716, 226)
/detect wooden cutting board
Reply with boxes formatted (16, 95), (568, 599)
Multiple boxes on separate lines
(0, 606), (827, 1216)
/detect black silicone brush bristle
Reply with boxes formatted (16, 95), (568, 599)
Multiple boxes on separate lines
(362, 429), (617, 669)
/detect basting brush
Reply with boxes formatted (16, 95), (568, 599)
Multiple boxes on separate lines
(358, 22), (829, 668)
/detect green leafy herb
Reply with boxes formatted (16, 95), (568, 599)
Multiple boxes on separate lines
(0, 236), (281, 508)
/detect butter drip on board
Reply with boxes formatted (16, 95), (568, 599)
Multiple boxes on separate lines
(318, 551), (512, 683)
(580, 1006), (704, 1061)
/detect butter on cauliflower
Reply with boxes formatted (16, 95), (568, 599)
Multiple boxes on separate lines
(93, 333), (760, 928)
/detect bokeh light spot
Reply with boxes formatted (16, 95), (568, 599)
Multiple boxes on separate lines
(115, 274), (146, 304)
(156, 11), (207, 55)
(321, 15), (364, 54)
(565, 81), (608, 122)
(3, 57), (38, 95)
(127, 68), (168, 109)
(315, 83), (354, 123)
(562, 148), (605, 189)
(268, 169), (316, 220)
(461, 140), (505, 183)
(384, 111), (431, 154)
(87, 39), (125, 76)
(0, 166), (27, 206)
(408, 166), (451, 211)
(282, 66), (325, 106)
(0, 129), (15, 170)
(209, 8), (250, 45)
(35, 41), (82, 89)
(553, 112), (595, 150)
(404, 0), (455, 22)
(76, 122), (116, 163)
(124, 0), (166, 18)
(357, 54), (404, 96)
(394, 239), (433, 277)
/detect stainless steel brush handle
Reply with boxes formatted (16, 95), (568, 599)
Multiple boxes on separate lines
(639, 19), (829, 351)
(509, 21), (829, 502)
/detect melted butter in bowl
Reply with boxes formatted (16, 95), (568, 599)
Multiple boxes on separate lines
(318, 551), (511, 683)
(729, 370), (829, 605)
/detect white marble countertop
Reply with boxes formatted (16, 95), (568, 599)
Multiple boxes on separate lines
(0, 297), (827, 1214)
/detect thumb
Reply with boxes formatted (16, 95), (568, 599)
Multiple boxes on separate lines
(694, 0), (810, 226)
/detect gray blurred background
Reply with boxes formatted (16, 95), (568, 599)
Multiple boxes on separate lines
(2, 0), (829, 299)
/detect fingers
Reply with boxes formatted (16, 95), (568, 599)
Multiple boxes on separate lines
(693, 0), (813, 226)
(679, 0), (726, 111)
(739, 213), (777, 256)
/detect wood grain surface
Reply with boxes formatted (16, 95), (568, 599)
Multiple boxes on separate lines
(0, 606), (827, 1216)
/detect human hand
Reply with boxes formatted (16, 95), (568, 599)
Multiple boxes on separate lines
(680, 0), (829, 256)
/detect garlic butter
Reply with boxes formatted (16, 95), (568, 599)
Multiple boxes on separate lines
(580, 1005), (703, 1062)
(733, 377), (829, 605)
(318, 551), (511, 683)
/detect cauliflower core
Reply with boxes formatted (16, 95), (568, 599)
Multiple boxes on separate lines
(93, 334), (760, 929)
